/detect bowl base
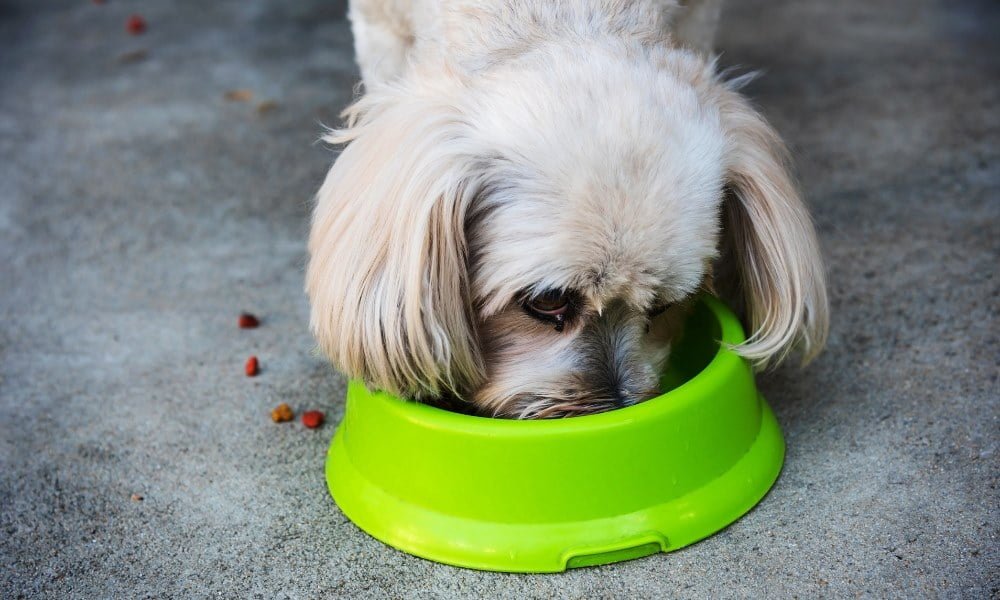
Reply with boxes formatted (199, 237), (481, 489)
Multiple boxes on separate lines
(325, 395), (784, 573)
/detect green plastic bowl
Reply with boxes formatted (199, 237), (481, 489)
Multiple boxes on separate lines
(325, 296), (784, 572)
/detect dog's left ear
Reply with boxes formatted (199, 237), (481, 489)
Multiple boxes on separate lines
(306, 79), (485, 398)
(714, 88), (829, 368)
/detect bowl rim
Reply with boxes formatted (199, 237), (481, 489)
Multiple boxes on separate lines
(356, 294), (746, 434)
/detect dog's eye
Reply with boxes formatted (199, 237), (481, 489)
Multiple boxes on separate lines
(523, 289), (572, 332)
(527, 290), (569, 315)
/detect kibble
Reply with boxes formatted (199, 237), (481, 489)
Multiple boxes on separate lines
(238, 312), (260, 328)
(301, 410), (324, 429)
(256, 100), (279, 116)
(271, 403), (294, 423)
(117, 49), (149, 64)
(245, 355), (259, 377)
(224, 89), (253, 102)
(125, 14), (147, 35)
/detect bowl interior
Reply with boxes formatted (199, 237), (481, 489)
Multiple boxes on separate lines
(655, 300), (722, 397)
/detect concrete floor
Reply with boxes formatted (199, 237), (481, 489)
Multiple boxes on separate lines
(1, 0), (997, 597)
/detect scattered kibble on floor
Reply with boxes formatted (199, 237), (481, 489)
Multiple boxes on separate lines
(125, 14), (147, 35)
(301, 410), (324, 429)
(224, 89), (253, 102)
(117, 49), (148, 64)
(271, 403), (294, 423)
(256, 100), (279, 116)
(245, 355), (259, 377)
(237, 312), (260, 328)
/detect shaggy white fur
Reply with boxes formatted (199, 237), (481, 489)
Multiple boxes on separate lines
(306, 0), (829, 418)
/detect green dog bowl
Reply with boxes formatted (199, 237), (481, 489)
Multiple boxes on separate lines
(325, 296), (784, 572)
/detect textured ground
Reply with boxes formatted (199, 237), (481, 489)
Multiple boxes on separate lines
(1, 0), (997, 598)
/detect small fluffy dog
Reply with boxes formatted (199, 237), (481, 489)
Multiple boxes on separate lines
(307, 0), (829, 418)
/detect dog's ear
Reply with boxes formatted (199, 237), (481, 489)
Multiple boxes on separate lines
(714, 89), (829, 368)
(306, 82), (484, 398)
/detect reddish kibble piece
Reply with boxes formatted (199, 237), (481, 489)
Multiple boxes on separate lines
(238, 312), (260, 329)
(125, 14), (147, 35)
(245, 355), (259, 377)
(92, 0), (107, 5)
(301, 410), (324, 429)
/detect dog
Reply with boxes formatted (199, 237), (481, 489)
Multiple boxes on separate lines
(306, 0), (829, 418)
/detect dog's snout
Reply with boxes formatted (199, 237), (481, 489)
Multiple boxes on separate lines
(578, 302), (662, 406)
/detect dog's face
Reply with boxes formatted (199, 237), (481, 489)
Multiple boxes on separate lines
(307, 47), (828, 418)
(463, 48), (726, 417)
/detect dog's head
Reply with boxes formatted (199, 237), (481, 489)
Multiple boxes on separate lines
(306, 47), (828, 418)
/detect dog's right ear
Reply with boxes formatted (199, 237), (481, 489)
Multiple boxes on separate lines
(713, 84), (829, 369)
(306, 79), (485, 399)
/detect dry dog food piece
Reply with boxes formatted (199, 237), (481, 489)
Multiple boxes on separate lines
(125, 14), (147, 35)
(238, 312), (260, 328)
(117, 49), (149, 64)
(224, 89), (253, 102)
(245, 355), (259, 377)
(256, 100), (279, 116)
(301, 410), (324, 429)
(130, 493), (143, 502)
(271, 403), (294, 423)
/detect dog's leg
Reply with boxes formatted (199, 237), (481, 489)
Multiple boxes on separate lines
(671, 0), (724, 55)
(348, 0), (415, 86)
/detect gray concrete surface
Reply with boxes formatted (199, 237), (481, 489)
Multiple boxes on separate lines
(1, 0), (997, 597)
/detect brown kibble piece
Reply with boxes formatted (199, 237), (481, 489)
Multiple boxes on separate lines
(256, 100), (278, 116)
(130, 493), (143, 502)
(245, 355), (259, 377)
(224, 89), (253, 102)
(117, 49), (148, 64)
(271, 403), (294, 423)
(301, 410), (324, 429)
(238, 312), (260, 328)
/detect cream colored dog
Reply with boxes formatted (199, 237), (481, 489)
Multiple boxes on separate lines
(307, 0), (828, 418)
